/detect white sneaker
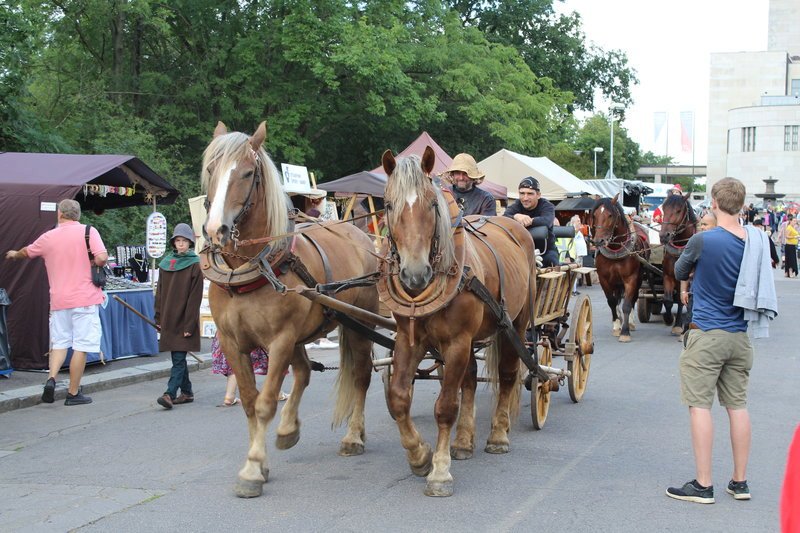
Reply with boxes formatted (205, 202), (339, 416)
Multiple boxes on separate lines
(318, 338), (339, 349)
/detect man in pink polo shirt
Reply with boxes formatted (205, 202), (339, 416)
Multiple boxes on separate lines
(6, 199), (108, 405)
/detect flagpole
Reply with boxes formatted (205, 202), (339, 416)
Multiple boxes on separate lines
(664, 115), (669, 184)
(691, 112), (696, 188)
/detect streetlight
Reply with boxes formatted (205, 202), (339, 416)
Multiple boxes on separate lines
(593, 147), (604, 177)
(608, 103), (625, 179)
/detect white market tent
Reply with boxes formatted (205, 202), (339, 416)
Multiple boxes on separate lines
(478, 149), (601, 200)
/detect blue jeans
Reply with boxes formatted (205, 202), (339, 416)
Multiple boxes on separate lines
(165, 351), (192, 399)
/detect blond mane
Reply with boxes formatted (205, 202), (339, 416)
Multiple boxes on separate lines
(200, 132), (289, 237)
(384, 155), (456, 273)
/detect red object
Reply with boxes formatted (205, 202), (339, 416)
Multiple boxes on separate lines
(652, 205), (663, 224)
(782, 425), (800, 533)
(672, 183), (682, 192)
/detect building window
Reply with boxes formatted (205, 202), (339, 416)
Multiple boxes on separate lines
(742, 127), (756, 152)
(786, 125), (800, 151)
(792, 79), (800, 98)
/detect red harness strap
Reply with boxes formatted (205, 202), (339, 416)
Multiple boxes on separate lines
(233, 236), (297, 295)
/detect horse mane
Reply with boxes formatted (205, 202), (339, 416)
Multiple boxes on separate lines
(592, 197), (626, 224)
(663, 194), (697, 224)
(201, 131), (289, 237)
(384, 154), (456, 273)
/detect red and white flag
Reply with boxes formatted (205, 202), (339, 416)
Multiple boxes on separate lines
(680, 111), (694, 152)
(654, 112), (667, 143)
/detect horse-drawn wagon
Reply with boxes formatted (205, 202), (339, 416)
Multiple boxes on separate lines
(199, 123), (596, 499)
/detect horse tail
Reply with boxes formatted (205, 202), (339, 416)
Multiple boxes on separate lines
(332, 325), (356, 428)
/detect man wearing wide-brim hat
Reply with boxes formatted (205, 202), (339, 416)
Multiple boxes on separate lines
(444, 153), (496, 216)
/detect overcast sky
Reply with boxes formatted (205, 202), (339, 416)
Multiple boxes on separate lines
(558, 0), (770, 165)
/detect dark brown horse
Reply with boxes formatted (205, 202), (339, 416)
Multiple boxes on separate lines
(201, 122), (378, 498)
(380, 146), (536, 497)
(658, 192), (697, 334)
(589, 194), (650, 342)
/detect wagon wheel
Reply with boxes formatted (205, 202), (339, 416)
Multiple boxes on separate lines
(637, 297), (650, 323)
(531, 339), (552, 430)
(568, 294), (593, 403)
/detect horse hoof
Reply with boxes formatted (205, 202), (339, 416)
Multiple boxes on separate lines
(410, 445), (433, 477)
(612, 329), (621, 337)
(484, 442), (509, 454)
(629, 322), (636, 331)
(338, 442), (365, 456)
(450, 447), (473, 460)
(276, 430), (300, 450)
(424, 479), (454, 497)
(671, 326), (683, 335)
(234, 478), (264, 498)
(618, 335), (632, 343)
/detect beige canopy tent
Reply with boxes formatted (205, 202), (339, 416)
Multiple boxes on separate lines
(478, 149), (600, 200)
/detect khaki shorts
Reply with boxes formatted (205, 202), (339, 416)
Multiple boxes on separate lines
(50, 305), (102, 353)
(679, 328), (753, 409)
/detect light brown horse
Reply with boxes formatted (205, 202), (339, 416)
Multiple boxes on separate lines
(659, 192), (697, 334)
(201, 122), (378, 498)
(380, 146), (536, 497)
(589, 194), (650, 342)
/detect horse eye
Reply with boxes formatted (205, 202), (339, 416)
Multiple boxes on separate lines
(385, 202), (393, 211)
(242, 170), (254, 180)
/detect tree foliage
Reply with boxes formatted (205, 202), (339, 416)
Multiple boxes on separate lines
(2, 0), (643, 247)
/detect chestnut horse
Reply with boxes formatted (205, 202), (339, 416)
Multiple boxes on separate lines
(380, 147), (536, 497)
(658, 193), (697, 334)
(201, 122), (378, 498)
(589, 195), (650, 342)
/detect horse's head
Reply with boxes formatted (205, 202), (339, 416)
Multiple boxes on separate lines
(201, 121), (287, 248)
(590, 194), (624, 248)
(382, 145), (454, 291)
(659, 192), (695, 245)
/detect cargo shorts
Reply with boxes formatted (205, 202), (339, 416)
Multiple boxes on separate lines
(679, 328), (753, 409)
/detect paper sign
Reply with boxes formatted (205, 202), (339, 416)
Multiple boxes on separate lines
(281, 163), (311, 193)
(40, 202), (57, 212)
(146, 212), (168, 259)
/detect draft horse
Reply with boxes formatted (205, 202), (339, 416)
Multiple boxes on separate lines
(379, 146), (536, 497)
(201, 121), (378, 498)
(589, 194), (650, 342)
(658, 193), (697, 334)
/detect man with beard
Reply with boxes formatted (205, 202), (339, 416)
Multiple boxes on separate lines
(444, 153), (496, 216)
(504, 176), (558, 267)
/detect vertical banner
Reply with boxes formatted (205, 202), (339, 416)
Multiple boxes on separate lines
(680, 111), (694, 152)
(654, 112), (667, 143)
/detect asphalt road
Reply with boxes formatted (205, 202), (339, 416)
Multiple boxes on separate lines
(1, 276), (797, 532)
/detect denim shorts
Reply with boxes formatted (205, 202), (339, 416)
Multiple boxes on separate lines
(679, 328), (753, 409)
(50, 305), (102, 352)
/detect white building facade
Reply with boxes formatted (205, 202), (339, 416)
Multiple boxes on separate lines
(707, 0), (800, 202)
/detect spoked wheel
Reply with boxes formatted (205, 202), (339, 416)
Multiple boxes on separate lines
(568, 294), (593, 403)
(637, 297), (650, 323)
(531, 339), (552, 430)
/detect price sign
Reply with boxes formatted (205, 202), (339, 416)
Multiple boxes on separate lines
(146, 212), (168, 259)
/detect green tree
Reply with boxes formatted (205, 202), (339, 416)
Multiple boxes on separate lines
(445, 0), (638, 111)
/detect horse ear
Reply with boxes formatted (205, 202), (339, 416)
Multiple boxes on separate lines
(213, 121), (228, 138)
(250, 121), (267, 151)
(683, 191), (692, 201)
(422, 146), (436, 176)
(382, 150), (396, 176)
(611, 193), (620, 205)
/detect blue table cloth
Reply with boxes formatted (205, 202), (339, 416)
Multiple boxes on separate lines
(67, 289), (159, 365)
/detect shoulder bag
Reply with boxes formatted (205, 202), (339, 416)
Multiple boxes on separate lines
(85, 225), (107, 288)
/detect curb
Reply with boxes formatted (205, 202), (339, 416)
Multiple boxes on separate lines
(0, 354), (212, 414)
